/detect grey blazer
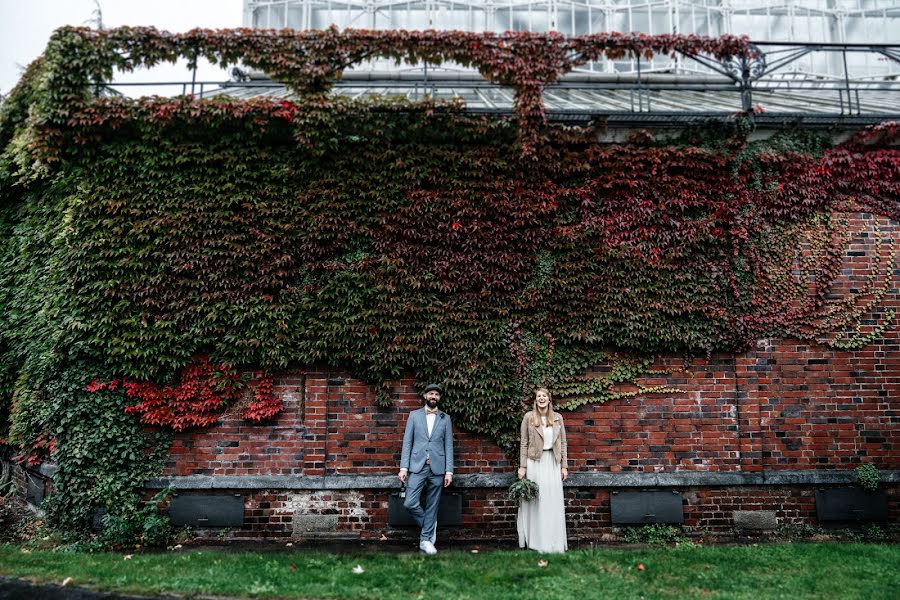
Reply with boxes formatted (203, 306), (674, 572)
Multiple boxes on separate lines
(400, 408), (454, 475)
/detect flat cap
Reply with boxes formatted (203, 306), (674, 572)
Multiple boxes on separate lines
(422, 383), (442, 394)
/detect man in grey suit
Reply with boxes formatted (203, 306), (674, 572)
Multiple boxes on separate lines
(398, 383), (454, 555)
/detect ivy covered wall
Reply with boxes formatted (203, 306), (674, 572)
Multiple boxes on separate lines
(0, 26), (897, 535)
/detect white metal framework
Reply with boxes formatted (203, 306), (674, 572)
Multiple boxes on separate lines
(243, 1), (900, 79)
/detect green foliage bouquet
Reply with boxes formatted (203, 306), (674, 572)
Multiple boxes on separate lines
(508, 477), (539, 502)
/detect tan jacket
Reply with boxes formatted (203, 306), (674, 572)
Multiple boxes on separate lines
(519, 411), (567, 469)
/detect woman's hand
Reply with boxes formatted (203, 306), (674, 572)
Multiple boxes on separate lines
(517, 467), (526, 480)
(561, 468), (568, 481)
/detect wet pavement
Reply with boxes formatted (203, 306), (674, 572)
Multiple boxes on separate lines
(0, 577), (180, 600)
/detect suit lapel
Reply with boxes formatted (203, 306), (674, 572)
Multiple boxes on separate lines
(419, 409), (430, 439)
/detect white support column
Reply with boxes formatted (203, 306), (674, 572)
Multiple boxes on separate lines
(366, 0), (376, 28)
(722, 0), (733, 35)
(243, 0), (257, 27)
(827, 0), (845, 78)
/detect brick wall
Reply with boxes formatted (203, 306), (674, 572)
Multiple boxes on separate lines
(152, 336), (899, 541)
(161, 346), (899, 481)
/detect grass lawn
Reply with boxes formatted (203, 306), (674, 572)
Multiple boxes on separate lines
(0, 542), (897, 599)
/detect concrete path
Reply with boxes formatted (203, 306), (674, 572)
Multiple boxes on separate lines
(0, 577), (181, 600)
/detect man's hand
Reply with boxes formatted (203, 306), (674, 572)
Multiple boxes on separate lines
(444, 473), (453, 488)
(398, 468), (408, 484)
(517, 467), (527, 480)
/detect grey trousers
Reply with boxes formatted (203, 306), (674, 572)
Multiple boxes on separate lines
(403, 470), (443, 542)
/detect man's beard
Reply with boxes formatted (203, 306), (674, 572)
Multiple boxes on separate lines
(426, 399), (439, 409)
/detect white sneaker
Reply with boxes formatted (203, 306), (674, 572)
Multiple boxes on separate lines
(419, 540), (437, 555)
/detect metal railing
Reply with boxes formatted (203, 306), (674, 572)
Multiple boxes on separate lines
(687, 41), (900, 114)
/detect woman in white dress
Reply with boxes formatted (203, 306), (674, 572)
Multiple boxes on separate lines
(516, 387), (568, 553)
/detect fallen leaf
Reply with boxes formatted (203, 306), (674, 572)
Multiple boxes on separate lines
(470, 549), (479, 554)
(61, 578), (73, 587)
(289, 564), (297, 572)
(123, 555), (133, 561)
(537, 560), (548, 568)
(636, 563), (646, 571)
(379, 534), (388, 541)
(352, 565), (365, 574)
(19, 548), (30, 554)
(172, 544), (183, 550)
(285, 542), (293, 547)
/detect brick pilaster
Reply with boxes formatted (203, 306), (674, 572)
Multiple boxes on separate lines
(302, 373), (328, 476)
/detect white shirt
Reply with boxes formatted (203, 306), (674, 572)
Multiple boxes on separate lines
(542, 425), (554, 450)
(424, 411), (451, 475)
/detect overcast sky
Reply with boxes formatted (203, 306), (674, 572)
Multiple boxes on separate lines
(0, 0), (244, 96)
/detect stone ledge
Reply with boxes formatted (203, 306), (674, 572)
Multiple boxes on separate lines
(145, 469), (900, 490)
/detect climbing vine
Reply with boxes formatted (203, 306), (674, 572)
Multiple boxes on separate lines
(9, 361), (170, 535)
(17, 26), (752, 156)
(0, 27), (897, 535)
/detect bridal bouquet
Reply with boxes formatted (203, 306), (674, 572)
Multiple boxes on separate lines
(508, 477), (539, 502)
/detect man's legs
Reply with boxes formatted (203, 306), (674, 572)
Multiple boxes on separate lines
(419, 472), (444, 542)
(403, 470), (444, 543)
(403, 469), (429, 528)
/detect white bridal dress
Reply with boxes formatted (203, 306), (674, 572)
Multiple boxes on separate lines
(517, 425), (568, 553)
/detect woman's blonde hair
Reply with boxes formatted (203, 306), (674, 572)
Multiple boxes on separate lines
(529, 387), (556, 427)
